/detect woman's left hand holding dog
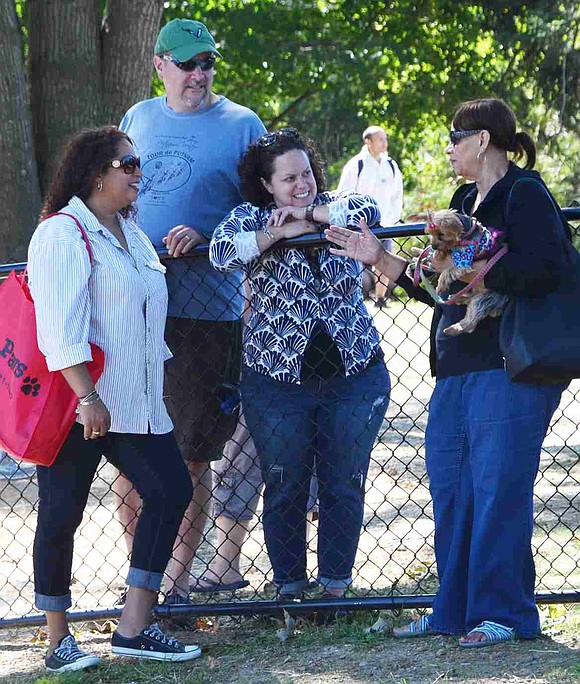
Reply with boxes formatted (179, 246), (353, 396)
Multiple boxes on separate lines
(411, 247), (453, 273)
(412, 247), (489, 283)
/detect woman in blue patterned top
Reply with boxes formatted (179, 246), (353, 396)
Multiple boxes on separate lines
(209, 129), (390, 602)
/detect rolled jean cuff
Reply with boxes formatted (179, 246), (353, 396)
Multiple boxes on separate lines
(275, 578), (309, 596)
(35, 591), (72, 612)
(126, 566), (164, 592)
(317, 575), (352, 591)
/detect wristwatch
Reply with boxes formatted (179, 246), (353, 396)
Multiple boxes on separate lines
(305, 203), (316, 223)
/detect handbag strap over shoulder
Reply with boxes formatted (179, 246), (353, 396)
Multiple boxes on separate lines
(22, 212), (94, 286)
(506, 177), (571, 243)
(43, 211), (95, 266)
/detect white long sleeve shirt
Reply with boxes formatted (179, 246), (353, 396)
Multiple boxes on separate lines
(27, 196), (173, 434)
(337, 146), (403, 226)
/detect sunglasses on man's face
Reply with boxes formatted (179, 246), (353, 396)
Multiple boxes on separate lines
(162, 53), (216, 72)
(449, 129), (482, 145)
(108, 154), (141, 175)
(256, 127), (300, 148)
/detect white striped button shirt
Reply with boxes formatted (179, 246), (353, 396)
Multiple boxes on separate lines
(27, 196), (173, 434)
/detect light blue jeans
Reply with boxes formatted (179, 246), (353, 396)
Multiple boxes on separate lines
(426, 369), (565, 637)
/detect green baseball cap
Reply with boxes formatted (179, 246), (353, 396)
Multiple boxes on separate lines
(154, 18), (222, 61)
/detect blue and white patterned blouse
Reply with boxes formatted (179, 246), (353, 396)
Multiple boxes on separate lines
(209, 191), (382, 385)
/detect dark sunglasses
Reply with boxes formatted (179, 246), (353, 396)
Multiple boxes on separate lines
(108, 154), (141, 174)
(256, 127), (300, 148)
(162, 53), (216, 72)
(449, 129), (482, 145)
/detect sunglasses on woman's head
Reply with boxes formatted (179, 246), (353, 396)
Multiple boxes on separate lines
(162, 53), (216, 72)
(449, 129), (482, 145)
(256, 128), (300, 148)
(108, 155), (141, 174)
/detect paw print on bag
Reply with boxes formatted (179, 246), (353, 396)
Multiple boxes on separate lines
(20, 376), (41, 397)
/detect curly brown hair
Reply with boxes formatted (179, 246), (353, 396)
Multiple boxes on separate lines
(452, 98), (536, 170)
(238, 129), (327, 207)
(40, 126), (135, 220)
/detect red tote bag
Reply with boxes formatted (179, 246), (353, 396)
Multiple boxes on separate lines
(0, 213), (104, 466)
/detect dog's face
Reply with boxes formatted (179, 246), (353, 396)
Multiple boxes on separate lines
(425, 210), (470, 253)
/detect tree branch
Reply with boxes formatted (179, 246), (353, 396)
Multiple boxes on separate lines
(266, 89), (319, 129)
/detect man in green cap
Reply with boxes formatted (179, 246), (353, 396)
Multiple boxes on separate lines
(118, 17), (265, 605)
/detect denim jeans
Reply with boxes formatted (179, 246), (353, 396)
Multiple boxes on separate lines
(426, 369), (565, 637)
(241, 360), (390, 594)
(34, 423), (192, 612)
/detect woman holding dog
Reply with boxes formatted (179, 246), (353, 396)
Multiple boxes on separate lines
(326, 98), (568, 647)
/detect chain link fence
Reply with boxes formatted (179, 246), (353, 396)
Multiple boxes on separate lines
(1, 217), (579, 628)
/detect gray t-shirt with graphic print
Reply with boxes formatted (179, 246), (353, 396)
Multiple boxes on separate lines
(120, 95), (265, 321)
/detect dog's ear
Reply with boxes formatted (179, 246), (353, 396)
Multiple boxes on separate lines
(425, 209), (437, 235)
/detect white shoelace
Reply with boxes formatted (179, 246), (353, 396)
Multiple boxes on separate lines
(143, 623), (182, 650)
(54, 635), (86, 661)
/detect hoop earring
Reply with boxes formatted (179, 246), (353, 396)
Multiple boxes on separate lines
(96, 179), (103, 192)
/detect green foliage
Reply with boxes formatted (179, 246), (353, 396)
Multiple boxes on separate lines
(160, 0), (579, 210)
(12, 0), (580, 214)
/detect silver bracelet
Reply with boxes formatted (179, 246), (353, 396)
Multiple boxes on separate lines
(262, 226), (276, 242)
(75, 390), (101, 414)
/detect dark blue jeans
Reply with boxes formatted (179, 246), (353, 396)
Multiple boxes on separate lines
(241, 360), (390, 594)
(34, 423), (192, 611)
(426, 369), (565, 637)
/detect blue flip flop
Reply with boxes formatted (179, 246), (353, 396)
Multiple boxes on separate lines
(393, 614), (436, 638)
(459, 621), (516, 648)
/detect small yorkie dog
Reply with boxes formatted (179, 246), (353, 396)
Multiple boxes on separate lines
(411, 209), (508, 336)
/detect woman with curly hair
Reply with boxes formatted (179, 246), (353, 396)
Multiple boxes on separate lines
(28, 126), (201, 671)
(209, 129), (390, 607)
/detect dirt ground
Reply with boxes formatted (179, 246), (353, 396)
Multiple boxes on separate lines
(0, 607), (578, 683)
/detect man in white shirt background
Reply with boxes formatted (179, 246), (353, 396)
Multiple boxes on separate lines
(337, 125), (403, 307)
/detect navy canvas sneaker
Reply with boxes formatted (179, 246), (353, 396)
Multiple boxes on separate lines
(45, 634), (101, 673)
(111, 623), (202, 662)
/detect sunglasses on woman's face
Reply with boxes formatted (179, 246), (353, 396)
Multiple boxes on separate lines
(108, 155), (141, 175)
(162, 53), (216, 72)
(449, 129), (482, 145)
(256, 127), (300, 148)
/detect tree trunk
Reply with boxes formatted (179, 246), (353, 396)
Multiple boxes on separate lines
(28, 0), (102, 194)
(0, 0), (41, 262)
(101, 0), (164, 125)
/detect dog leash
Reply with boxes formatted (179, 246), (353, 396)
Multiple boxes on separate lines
(412, 245), (435, 288)
(442, 245), (509, 306)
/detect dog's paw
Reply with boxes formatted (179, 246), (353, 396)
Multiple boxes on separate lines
(444, 320), (477, 336)
(443, 323), (464, 336)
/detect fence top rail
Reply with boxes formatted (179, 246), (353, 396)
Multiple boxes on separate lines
(2, 207), (580, 275)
